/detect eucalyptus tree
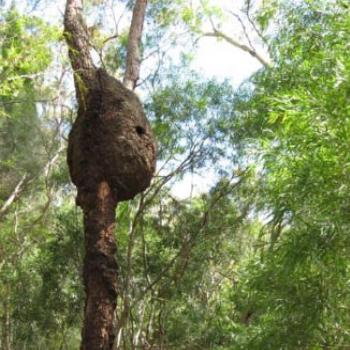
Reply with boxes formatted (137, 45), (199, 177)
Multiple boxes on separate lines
(228, 1), (350, 348)
(64, 0), (156, 348)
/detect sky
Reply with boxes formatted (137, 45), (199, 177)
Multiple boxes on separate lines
(192, 0), (265, 84)
(194, 36), (263, 84)
(194, 0), (266, 80)
(21, 0), (265, 83)
(169, 0), (266, 198)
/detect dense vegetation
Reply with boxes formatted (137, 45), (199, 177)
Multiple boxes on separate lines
(1, 0), (350, 349)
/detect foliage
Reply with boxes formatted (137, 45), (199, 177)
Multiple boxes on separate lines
(230, 1), (350, 348)
(0, 9), (58, 102)
(0, 8), (60, 200)
(2, 0), (350, 349)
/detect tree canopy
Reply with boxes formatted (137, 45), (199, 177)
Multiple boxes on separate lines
(1, 0), (350, 349)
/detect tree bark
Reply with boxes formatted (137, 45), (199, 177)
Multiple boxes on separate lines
(64, 0), (95, 104)
(64, 0), (94, 76)
(81, 182), (118, 350)
(123, 0), (148, 90)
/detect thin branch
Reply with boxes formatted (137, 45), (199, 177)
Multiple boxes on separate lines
(103, 33), (119, 45)
(229, 11), (255, 50)
(202, 29), (270, 67)
(110, 0), (129, 37)
(43, 144), (65, 180)
(0, 142), (65, 223)
(0, 174), (27, 219)
(245, 0), (269, 46)
(123, 0), (148, 90)
(137, 173), (247, 301)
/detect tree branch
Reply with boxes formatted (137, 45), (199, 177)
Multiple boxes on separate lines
(123, 0), (148, 90)
(64, 0), (95, 89)
(245, 0), (269, 46)
(202, 29), (270, 67)
(0, 174), (27, 219)
(229, 11), (255, 50)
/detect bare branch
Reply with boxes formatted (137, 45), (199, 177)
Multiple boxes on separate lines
(245, 0), (269, 46)
(202, 29), (270, 67)
(0, 174), (27, 219)
(103, 33), (119, 45)
(229, 11), (255, 50)
(123, 0), (148, 90)
(0, 142), (65, 222)
(44, 144), (65, 180)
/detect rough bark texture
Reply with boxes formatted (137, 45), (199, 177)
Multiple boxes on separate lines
(123, 0), (148, 90)
(64, 0), (156, 348)
(68, 68), (156, 205)
(81, 181), (118, 350)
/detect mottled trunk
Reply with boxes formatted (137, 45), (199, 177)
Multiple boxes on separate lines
(81, 181), (118, 350)
(64, 1), (155, 349)
(123, 0), (148, 90)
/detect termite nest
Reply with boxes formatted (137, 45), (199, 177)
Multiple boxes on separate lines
(67, 68), (157, 206)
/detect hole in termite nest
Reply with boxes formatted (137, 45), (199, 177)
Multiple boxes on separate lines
(135, 126), (145, 136)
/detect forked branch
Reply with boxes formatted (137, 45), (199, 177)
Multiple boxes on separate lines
(202, 29), (270, 67)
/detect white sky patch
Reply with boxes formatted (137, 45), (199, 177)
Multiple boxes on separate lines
(170, 170), (216, 200)
(191, 0), (266, 84)
(193, 37), (262, 85)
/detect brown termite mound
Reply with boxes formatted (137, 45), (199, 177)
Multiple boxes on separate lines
(67, 68), (157, 208)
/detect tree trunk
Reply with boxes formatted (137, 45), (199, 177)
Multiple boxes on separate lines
(81, 181), (118, 350)
(123, 0), (148, 90)
(64, 1), (156, 349)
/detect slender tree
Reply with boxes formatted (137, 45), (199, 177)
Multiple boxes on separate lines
(63, 0), (156, 349)
(124, 0), (148, 90)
